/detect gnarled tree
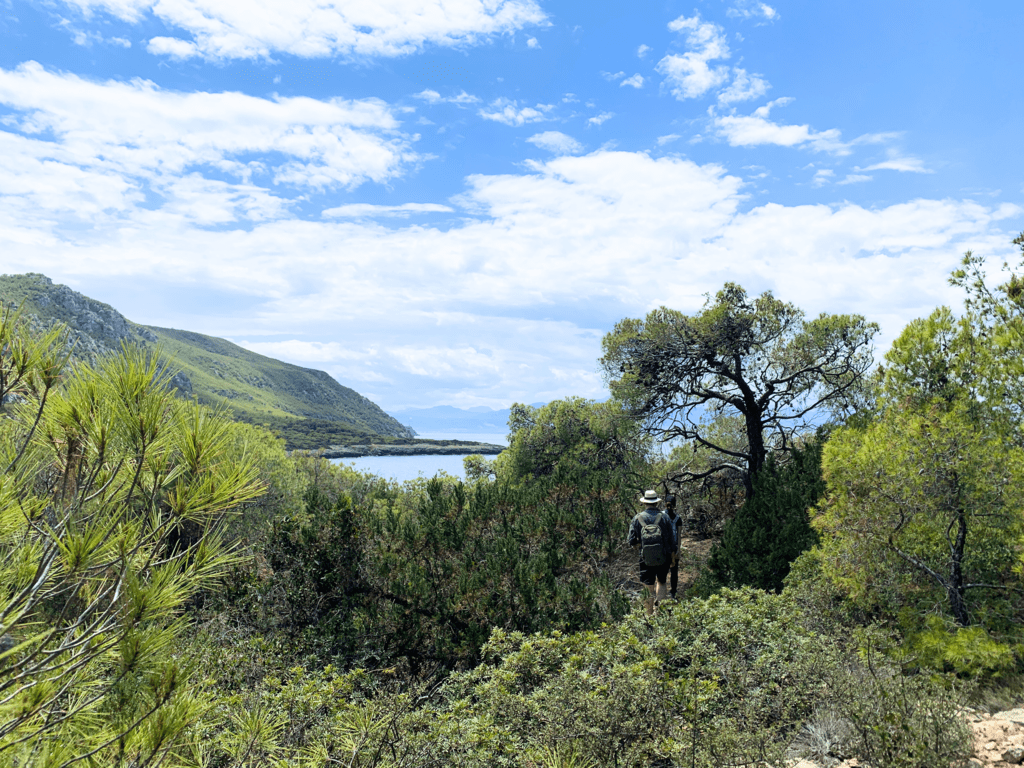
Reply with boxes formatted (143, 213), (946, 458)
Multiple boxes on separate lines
(600, 283), (877, 497)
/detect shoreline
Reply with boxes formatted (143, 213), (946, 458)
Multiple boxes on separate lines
(305, 442), (506, 459)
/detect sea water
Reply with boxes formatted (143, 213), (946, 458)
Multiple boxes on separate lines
(329, 432), (508, 483)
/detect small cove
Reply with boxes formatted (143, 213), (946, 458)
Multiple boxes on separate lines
(329, 432), (507, 482)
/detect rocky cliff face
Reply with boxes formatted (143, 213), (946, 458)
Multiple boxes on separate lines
(8, 273), (168, 366)
(0, 273), (412, 440)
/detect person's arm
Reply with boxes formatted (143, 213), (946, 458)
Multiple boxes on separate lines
(627, 517), (639, 549)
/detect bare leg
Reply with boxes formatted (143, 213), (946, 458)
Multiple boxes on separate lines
(642, 583), (657, 615)
(654, 577), (668, 610)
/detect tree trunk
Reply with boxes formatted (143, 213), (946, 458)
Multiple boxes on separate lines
(948, 506), (970, 627)
(743, 408), (767, 501)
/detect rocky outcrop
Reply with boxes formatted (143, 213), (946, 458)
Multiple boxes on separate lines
(168, 370), (193, 396)
(6, 273), (148, 364)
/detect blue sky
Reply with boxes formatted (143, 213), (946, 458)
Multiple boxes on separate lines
(1, 0), (1022, 410)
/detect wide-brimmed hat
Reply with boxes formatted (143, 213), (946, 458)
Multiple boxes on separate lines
(639, 490), (661, 504)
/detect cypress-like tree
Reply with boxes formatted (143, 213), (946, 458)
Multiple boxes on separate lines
(707, 436), (825, 593)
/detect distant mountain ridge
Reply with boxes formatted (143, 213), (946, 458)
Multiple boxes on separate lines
(0, 273), (414, 441)
(390, 403), (546, 435)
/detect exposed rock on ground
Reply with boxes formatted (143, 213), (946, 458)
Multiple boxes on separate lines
(789, 708), (1024, 767)
(967, 709), (1024, 767)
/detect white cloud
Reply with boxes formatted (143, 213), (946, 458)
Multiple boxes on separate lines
(562, 93), (578, 103)
(837, 173), (872, 185)
(322, 202), (453, 217)
(237, 339), (367, 363)
(657, 134), (682, 146)
(860, 152), (932, 173)
(479, 98), (552, 126)
(717, 68), (769, 104)
(110, 36), (132, 47)
(413, 89), (479, 105)
(713, 98), (851, 154)
(812, 169), (834, 187)
(657, 14), (731, 99)
(587, 112), (614, 127)
(146, 35), (199, 58)
(526, 36), (539, 48)
(601, 71), (643, 88)
(526, 131), (583, 155)
(0, 62), (415, 224)
(60, 0), (548, 60)
(3, 145), (1021, 407)
(392, 345), (502, 378)
(727, 2), (779, 21)
(637, 44), (651, 58)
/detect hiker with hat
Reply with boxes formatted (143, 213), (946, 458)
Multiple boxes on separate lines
(627, 490), (677, 615)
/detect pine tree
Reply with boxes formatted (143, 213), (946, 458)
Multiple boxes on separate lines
(0, 304), (262, 764)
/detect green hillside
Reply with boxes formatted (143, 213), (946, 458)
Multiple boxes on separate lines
(0, 273), (414, 445)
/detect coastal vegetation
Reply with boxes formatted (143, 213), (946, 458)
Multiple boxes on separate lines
(1, 235), (1023, 766)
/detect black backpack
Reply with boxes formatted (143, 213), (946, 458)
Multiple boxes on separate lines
(639, 511), (670, 567)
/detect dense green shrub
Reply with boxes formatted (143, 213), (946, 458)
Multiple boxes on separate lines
(190, 588), (973, 768)
(394, 589), (841, 768)
(705, 435), (825, 592)
(841, 642), (974, 768)
(359, 474), (631, 672)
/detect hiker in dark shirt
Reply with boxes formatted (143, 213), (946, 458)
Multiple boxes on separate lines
(663, 494), (684, 599)
(627, 490), (677, 615)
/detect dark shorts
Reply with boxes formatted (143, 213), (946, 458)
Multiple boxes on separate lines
(638, 561), (670, 586)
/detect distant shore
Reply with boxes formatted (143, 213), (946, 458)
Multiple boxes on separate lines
(304, 441), (506, 459)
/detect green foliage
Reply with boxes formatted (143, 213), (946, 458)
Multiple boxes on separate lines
(815, 399), (1024, 636)
(706, 434), (824, 592)
(184, 642), (398, 768)
(601, 282), (877, 496)
(250, 414), (388, 450)
(500, 397), (651, 490)
(190, 586), (978, 768)
(218, 419), (306, 540)
(950, 232), (1024, 430)
(392, 589), (968, 768)
(841, 643), (974, 768)
(0, 308), (263, 765)
(463, 453), (497, 483)
(359, 475), (631, 671)
(263, 486), (367, 656)
(877, 305), (982, 409)
(906, 615), (1017, 679)
(218, 447), (633, 673)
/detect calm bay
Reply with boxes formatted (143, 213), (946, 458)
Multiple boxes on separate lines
(329, 432), (507, 482)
